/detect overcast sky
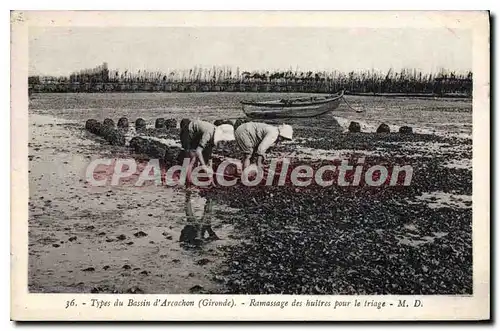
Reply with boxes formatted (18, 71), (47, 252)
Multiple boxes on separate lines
(29, 27), (472, 76)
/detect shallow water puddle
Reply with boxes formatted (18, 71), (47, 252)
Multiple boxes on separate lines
(410, 191), (472, 209)
(383, 140), (471, 161)
(442, 159), (472, 170)
(137, 135), (181, 148)
(292, 146), (380, 161)
(378, 222), (449, 248)
(396, 231), (449, 248)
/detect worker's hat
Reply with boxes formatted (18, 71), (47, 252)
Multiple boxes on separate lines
(278, 124), (293, 140)
(214, 124), (235, 144)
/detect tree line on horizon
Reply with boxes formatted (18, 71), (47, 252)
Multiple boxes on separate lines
(28, 62), (473, 96)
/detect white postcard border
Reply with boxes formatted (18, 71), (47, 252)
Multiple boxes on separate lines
(10, 10), (490, 321)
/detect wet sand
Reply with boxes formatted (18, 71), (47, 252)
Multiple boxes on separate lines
(29, 114), (239, 294)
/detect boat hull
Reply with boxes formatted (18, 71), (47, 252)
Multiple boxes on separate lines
(241, 92), (344, 119)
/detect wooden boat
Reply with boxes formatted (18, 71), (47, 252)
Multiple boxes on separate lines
(241, 90), (344, 119)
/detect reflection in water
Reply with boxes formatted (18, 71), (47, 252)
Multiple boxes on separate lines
(179, 189), (220, 246)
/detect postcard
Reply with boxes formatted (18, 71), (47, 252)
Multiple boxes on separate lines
(11, 10), (490, 321)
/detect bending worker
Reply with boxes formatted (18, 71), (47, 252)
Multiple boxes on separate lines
(180, 119), (235, 171)
(234, 122), (293, 169)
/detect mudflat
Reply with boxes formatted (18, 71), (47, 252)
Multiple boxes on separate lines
(28, 93), (472, 294)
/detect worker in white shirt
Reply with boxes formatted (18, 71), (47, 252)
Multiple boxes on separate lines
(234, 122), (293, 170)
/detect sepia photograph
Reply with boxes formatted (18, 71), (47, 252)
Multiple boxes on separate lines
(11, 10), (490, 321)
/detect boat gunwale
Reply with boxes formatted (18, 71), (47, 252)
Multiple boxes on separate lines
(243, 106), (337, 119)
(240, 90), (344, 108)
